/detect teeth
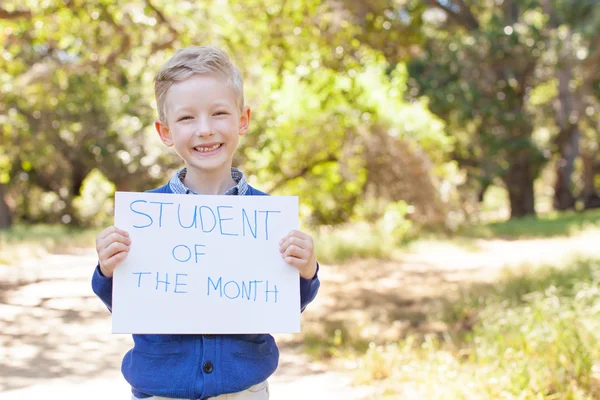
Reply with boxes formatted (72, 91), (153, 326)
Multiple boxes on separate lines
(195, 144), (221, 152)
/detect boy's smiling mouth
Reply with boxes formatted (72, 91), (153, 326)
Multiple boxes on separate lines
(193, 143), (223, 154)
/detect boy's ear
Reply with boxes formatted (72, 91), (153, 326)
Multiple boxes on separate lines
(155, 120), (173, 146)
(238, 106), (251, 136)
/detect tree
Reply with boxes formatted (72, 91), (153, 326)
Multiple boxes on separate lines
(1, 0), (450, 227)
(406, 1), (551, 218)
(541, 0), (600, 210)
(0, 0), (182, 224)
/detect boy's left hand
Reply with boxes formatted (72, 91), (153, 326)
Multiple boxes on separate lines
(280, 230), (317, 280)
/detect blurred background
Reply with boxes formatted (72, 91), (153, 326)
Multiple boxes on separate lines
(1, 0), (600, 399)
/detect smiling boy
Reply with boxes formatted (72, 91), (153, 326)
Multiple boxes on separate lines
(91, 46), (321, 400)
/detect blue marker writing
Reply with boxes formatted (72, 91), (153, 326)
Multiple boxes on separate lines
(224, 280), (241, 299)
(194, 244), (206, 263)
(172, 244), (192, 263)
(242, 208), (257, 239)
(174, 273), (188, 294)
(132, 272), (151, 287)
(265, 281), (278, 303)
(177, 204), (197, 229)
(149, 201), (173, 228)
(156, 272), (170, 292)
(207, 276), (222, 296)
(199, 206), (217, 233)
(217, 206), (239, 236)
(258, 210), (281, 240)
(130, 200), (153, 228)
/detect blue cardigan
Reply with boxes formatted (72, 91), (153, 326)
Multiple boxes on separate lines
(91, 183), (320, 399)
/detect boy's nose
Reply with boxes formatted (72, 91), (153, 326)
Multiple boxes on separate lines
(194, 120), (214, 137)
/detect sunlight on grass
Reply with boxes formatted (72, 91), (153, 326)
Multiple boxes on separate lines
(302, 321), (372, 360)
(0, 224), (99, 264)
(404, 237), (483, 254)
(312, 222), (402, 264)
(305, 257), (600, 399)
(460, 208), (600, 239)
(313, 209), (600, 265)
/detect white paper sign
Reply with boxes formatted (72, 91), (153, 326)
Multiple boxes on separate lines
(112, 191), (300, 334)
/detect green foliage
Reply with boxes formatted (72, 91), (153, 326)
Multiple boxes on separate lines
(0, 0), (449, 228)
(407, 3), (551, 218)
(404, 0), (600, 218)
(72, 169), (116, 227)
(0, 0), (598, 228)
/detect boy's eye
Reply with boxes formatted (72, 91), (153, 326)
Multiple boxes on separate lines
(214, 111), (229, 116)
(177, 116), (193, 121)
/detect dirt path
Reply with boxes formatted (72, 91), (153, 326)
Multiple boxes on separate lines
(1, 229), (599, 399)
(0, 251), (375, 400)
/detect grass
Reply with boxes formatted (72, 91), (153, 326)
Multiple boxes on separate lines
(0, 224), (99, 264)
(459, 208), (600, 239)
(307, 257), (600, 399)
(312, 222), (403, 264)
(313, 209), (600, 265)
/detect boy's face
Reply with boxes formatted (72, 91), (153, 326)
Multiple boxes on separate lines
(155, 73), (249, 178)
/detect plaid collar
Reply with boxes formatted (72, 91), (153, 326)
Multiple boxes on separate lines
(168, 168), (248, 195)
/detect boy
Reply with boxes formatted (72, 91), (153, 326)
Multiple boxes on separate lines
(91, 46), (321, 400)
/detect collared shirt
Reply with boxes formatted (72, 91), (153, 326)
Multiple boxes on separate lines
(168, 167), (248, 196)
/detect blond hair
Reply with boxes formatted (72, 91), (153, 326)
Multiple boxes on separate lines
(154, 46), (244, 122)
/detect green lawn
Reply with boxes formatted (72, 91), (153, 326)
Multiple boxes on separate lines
(459, 208), (600, 239)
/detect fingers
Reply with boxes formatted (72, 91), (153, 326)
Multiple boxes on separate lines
(96, 226), (131, 277)
(283, 255), (307, 269)
(280, 230), (311, 244)
(281, 244), (310, 262)
(96, 227), (131, 253)
(102, 250), (129, 270)
(279, 230), (317, 279)
(280, 230), (313, 254)
(279, 235), (312, 254)
(98, 226), (129, 241)
(284, 253), (317, 279)
(99, 250), (129, 278)
(100, 241), (130, 261)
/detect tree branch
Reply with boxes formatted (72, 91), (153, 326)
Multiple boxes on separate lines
(269, 154), (338, 192)
(145, 0), (180, 53)
(0, 7), (31, 20)
(427, 0), (479, 30)
(99, 5), (132, 66)
(145, 0), (178, 37)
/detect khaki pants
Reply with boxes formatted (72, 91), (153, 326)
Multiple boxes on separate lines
(132, 381), (269, 400)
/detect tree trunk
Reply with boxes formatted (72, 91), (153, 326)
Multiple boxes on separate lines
(581, 150), (600, 209)
(0, 184), (12, 229)
(553, 125), (579, 210)
(552, 68), (580, 211)
(503, 152), (536, 218)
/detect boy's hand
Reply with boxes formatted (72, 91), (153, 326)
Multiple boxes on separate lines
(96, 226), (131, 278)
(279, 230), (317, 280)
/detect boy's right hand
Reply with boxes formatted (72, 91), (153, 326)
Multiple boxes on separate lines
(96, 226), (131, 278)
